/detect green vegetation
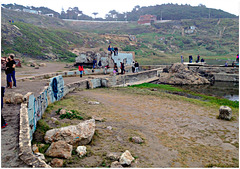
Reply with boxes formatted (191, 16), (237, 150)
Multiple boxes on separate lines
(1, 6), (238, 65)
(36, 119), (52, 133)
(39, 144), (51, 154)
(2, 22), (80, 62)
(59, 110), (84, 120)
(130, 83), (239, 109)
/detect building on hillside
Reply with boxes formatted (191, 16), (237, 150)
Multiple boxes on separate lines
(45, 13), (54, 17)
(138, 14), (157, 25)
(23, 8), (41, 15)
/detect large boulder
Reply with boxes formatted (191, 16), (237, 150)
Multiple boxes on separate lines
(159, 63), (210, 85)
(219, 106), (232, 120)
(45, 140), (72, 159)
(44, 119), (95, 145)
(119, 150), (134, 166)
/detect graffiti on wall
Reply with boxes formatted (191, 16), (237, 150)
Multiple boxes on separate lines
(27, 75), (64, 140)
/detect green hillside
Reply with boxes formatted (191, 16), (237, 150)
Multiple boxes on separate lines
(124, 4), (237, 21)
(1, 7), (239, 65)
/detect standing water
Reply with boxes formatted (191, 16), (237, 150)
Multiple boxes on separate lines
(175, 82), (239, 101)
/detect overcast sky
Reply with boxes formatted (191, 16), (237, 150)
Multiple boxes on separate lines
(1, 0), (239, 18)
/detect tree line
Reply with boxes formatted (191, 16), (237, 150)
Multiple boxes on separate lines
(2, 3), (237, 21)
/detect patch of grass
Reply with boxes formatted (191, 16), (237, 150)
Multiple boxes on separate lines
(37, 119), (52, 133)
(55, 108), (62, 115)
(130, 83), (239, 109)
(39, 144), (50, 154)
(59, 110), (84, 120)
(54, 120), (60, 125)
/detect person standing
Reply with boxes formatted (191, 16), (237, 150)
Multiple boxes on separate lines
(189, 55), (193, 63)
(196, 55), (200, 63)
(5, 58), (11, 88)
(236, 54), (239, 63)
(92, 58), (97, 69)
(108, 45), (112, 55)
(78, 64), (84, 78)
(114, 47), (118, 56)
(132, 61), (135, 73)
(98, 60), (102, 68)
(8, 54), (16, 88)
(134, 61), (139, 73)
(181, 55), (184, 63)
(114, 63), (118, 75)
(120, 62), (125, 74)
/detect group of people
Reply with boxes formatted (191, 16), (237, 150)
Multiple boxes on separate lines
(181, 55), (204, 63)
(5, 54), (17, 89)
(108, 45), (118, 56)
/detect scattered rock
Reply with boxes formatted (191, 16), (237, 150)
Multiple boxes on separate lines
(30, 62), (37, 67)
(34, 152), (45, 161)
(150, 88), (157, 91)
(119, 150), (134, 166)
(45, 140), (72, 159)
(76, 146), (87, 157)
(51, 158), (64, 167)
(88, 101), (100, 105)
(32, 144), (39, 153)
(35, 66), (40, 69)
(39, 63), (46, 67)
(131, 136), (144, 144)
(219, 106), (232, 120)
(111, 161), (123, 168)
(106, 152), (120, 161)
(59, 109), (67, 115)
(107, 126), (112, 130)
(117, 136), (123, 142)
(51, 117), (58, 123)
(44, 119), (95, 145)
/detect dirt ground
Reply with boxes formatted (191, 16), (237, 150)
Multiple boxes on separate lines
(39, 87), (239, 168)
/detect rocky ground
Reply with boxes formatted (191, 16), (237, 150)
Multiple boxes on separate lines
(36, 87), (239, 167)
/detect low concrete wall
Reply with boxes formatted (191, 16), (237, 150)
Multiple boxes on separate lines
(212, 73), (239, 82)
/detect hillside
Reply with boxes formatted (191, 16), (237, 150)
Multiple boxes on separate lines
(2, 3), (237, 21)
(1, 7), (239, 65)
(124, 4), (237, 21)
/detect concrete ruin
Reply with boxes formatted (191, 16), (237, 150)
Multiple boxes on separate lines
(75, 51), (135, 68)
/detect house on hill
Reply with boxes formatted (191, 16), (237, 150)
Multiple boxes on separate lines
(138, 14), (157, 25)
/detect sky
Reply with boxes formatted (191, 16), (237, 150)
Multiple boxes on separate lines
(1, 0), (239, 18)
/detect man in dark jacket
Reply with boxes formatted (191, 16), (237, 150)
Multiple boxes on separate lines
(134, 61), (139, 73)
(8, 54), (16, 88)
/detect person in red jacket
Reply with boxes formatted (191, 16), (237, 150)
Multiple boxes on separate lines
(78, 64), (84, 78)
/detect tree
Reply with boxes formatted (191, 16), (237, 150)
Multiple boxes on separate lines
(92, 12), (98, 19)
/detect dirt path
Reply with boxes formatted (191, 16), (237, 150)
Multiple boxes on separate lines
(60, 88), (238, 167)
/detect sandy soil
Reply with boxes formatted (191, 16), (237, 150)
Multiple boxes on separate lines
(39, 88), (239, 167)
